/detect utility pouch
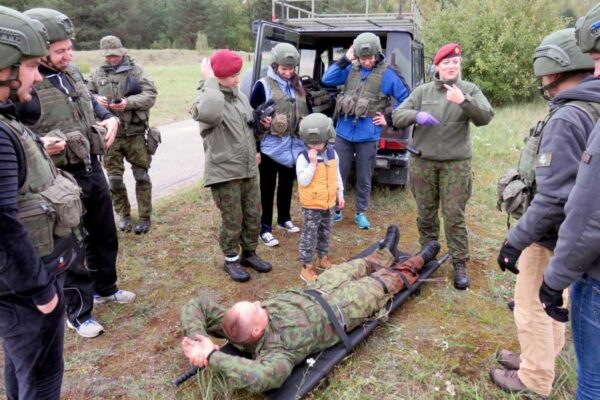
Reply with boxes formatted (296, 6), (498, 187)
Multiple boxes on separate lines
(89, 125), (107, 155)
(271, 113), (289, 136)
(39, 171), (83, 237)
(340, 96), (356, 117)
(497, 169), (530, 225)
(17, 196), (56, 257)
(146, 126), (161, 155)
(354, 98), (370, 119)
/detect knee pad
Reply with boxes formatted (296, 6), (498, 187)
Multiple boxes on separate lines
(132, 167), (151, 184)
(108, 175), (125, 191)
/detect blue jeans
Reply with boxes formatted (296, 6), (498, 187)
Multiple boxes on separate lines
(571, 275), (600, 400)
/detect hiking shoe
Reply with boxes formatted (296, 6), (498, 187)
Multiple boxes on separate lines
(241, 251), (272, 273)
(224, 257), (251, 282)
(316, 255), (333, 271)
(67, 318), (105, 338)
(333, 211), (342, 222)
(278, 221), (300, 233)
(118, 216), (132, 232)
(453, 260), (470, 290)
(94, 289), (136, 304)
(300, 264), (318, 283)
(260, 232), (279, 247)
(355, 213), (371, 229)
(134, 218), (151, 234)
(489, 368), (548, 399)
(497, 349), (521, 370)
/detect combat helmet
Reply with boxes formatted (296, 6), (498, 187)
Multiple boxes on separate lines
(271, 43), (299, 67)
(24, 8), (74, 43)
(299, 113), (335, 145)
(0, 6), (48, 85)
(576, 3), (600, 53)
(353, 32), (382, 57)
(533, 28), (594, 77)
(100, 35), (127, 57)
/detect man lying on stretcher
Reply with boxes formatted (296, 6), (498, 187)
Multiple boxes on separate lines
(180, 225), (440, 392)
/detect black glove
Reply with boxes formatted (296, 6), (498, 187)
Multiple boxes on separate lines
(539, 279), (569, 323)
(497, 240), (522, 274)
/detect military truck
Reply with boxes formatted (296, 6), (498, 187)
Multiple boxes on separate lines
(242, 0), (425, 187)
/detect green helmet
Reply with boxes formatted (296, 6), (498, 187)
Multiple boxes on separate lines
(0, 6), (48, 70)
(575, 3), (600, 53)
(533, 28), (594, 77)
(24, 8), (74, 43)
(100, 35), (126, 57)
(353, 32), (382, 57)
(271, 43), (299, 67)
(299, 113), (335, 145)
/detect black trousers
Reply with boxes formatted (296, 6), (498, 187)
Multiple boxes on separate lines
(258, 153), (296, 234)
(1, 283), (65, 400)
(71, 156), (119, 296)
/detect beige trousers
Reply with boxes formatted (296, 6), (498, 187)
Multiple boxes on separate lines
(515, 243), (568, 397)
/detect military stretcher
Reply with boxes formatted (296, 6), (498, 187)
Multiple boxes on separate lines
(172, 241), (450, 399)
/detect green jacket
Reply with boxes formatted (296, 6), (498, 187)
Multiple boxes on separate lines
(191, 78), (258, 187)
(87, 56), (157, 136)
(393, 75), (494, 161)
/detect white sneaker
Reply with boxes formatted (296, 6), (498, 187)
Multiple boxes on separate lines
(260, 232), (279, 247)
(94, 289), (136, 304)
(67, 318), (105, 338)
(278, 220), (300, 233)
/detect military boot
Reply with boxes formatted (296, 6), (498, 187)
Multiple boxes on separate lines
(316, 255), (333, 271)
(453, 260), (470, 290)
(241, 250), (272, 273)
(415, 240), (441, 264)
(134, 218), (151, 234)
(300, 264), (318, 283)
(378, 225), (400, 252)
(224, 257), (251, 282)
(119, 215), (132, 232)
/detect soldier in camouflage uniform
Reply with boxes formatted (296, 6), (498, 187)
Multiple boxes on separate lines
(180, 226), (440, 393)
(87, 36), (158, 234)
(393, 43), (494, 290)
(191, 50), (271, 282)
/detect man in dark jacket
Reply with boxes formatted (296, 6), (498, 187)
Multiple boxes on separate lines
(493, 28), (600, 399)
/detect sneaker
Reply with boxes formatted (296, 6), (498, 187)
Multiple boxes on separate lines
(67, 318), (105, 338)
(333, 211), (342, 222)
(278, 221), (300, 233)
(259, 232), (279, 247)
(355, 213), (371, 229)
(300, 264), (318, 283)
(94, 289), (136, 304)
(497, 349), (521, 370)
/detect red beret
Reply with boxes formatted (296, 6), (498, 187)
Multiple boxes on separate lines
(210, 49), (243, 78)
(433, 43), (462, 65)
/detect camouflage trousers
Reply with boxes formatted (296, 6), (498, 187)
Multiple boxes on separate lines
(211, 177), (261, 256)
(312, 249), (402, 331)
(299, 207), (333, 264)
(409, 157), (472, 261)
(104, 134), (152, 219)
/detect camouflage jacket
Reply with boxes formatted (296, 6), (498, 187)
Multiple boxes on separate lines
(181, 291), (339, 392)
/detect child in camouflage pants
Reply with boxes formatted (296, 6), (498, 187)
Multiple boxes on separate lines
(296, 113), (344, 283)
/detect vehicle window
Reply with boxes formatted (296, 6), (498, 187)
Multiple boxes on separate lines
(299, 49), (316, 78)
(259, 38), (280, 78)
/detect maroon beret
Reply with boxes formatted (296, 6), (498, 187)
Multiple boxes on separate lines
(210, 49), (243, 78)
(433, 43), (462, 65)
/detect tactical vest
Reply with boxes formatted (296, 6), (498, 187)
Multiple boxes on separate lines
(91, 58), (147, 136)
(334, 61), (389, 122)
(30, 65), (104, 168)
(265, 77), (308, 136)
(497, 100), (600, 224)
(1, 114), (83, 257)
(298, 146), (338, 210)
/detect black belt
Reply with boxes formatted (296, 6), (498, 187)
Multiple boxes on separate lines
(304, 289), (352, 351)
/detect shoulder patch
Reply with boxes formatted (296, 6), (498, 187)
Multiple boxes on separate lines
(582, 151), (593, 164)
(536, 152), (552, 167)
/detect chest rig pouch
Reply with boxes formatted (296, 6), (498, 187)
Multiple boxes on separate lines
(266, 77), (308, 137)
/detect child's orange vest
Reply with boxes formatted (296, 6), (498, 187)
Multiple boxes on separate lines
(298, 146), (337, 210)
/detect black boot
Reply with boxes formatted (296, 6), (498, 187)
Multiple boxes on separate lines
(134, 218), (151, 234)
(241, 251), (272, 273)
(416, 240), (441, 264)
(379, 225), (400, 252)
(119, 216), (132, 232)
(453, 260), (470, 290)
(224, 257), (251, 282)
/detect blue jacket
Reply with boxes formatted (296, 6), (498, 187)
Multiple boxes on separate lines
(322, 57), (409, 143)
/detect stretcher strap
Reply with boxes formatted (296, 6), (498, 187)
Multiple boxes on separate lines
(304, 289), (352, 351)
(369, 274), (389, 294)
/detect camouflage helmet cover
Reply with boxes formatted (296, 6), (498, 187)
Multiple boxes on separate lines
(0, 6), (48, 70)
(353, 32), (382, 57)
(271, 42), (299, 67)
(100, 35), (127, 57)
(575, 3), (600, 53)
(299, 113), (335, 145)
(24, 8), (74, 43)
(533, 28), (594, 77)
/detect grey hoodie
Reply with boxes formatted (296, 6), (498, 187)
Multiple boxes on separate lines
(508, 76), (600, 251)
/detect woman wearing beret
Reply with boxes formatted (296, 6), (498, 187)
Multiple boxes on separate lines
(191, 49), (272, 282)
(393, 43), (495, 290)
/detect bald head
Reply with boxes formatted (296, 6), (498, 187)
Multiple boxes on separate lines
(223, 301), (268, 345)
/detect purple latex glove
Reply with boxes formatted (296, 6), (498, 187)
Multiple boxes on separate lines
(416, 111), (440, 126)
